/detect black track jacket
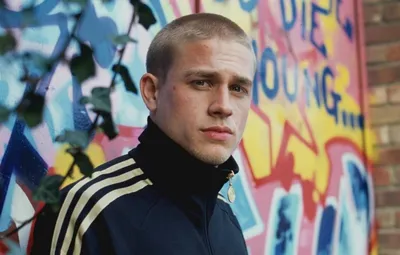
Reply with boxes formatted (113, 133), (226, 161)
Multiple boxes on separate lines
(30, 117), (248, 255)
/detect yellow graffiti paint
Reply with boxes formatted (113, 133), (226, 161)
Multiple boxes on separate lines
(202, 0), (253, 33)
(53, 143), (107, 188)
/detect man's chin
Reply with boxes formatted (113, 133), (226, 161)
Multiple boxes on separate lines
(193, 147), (232, 165)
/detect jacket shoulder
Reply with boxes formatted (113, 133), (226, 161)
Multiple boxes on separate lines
(30, 154), (154, 254)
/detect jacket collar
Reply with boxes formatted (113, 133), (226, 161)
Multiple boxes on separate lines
(128, 117), (239, 198)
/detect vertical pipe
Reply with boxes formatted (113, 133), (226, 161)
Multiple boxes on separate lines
(195, 0), (200, 13)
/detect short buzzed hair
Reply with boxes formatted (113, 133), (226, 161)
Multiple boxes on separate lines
(146, 13), (254, 82)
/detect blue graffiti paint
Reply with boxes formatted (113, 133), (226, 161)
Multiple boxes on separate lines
(339, 216), (349, 254)
(301, 0), (306, 40)
(0, 80), (9, 106)
(321, 66), (342, 124)
(282, 55), (298, 103)
(0, 0), (66, 222)
(346, 160), (370, 221)
(342, 110), (348, 126)
(259, 47), (279, 100)
(267, 192), (300, 255)
(251, 39), (259, 106)
(358, 114), (365, 129)
(349, 113), (355, 129)
(148, 0), (168, 27)
(304, 69), (321, 108)
(336, 0), (353, 41)
(239, 0), (258, 12)
(279, 0), (353, 58)
(0, 173), (16, 231)
(0, 118), (48, 226)
(254, 48), (355, 127)
(72, 78), (94, 134)
(316, 205), (336, 254)
(280, 0), (297, 31)
(337, 156), (371, 254)
(77, 1), (118, 68)
(310, 3), (329, 58)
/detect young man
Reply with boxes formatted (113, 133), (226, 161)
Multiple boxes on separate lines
(30, 12), (256, 255)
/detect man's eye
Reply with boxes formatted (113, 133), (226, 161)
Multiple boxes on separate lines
(192, 80), (208, 86)
(231, 85), (247, 94)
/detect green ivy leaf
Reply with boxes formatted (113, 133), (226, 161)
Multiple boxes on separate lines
(68, 150), (94, 178)
(112, 64), (138, 94)
(16, 91), (45, 128)
(55, 130), (89, 149)
(0, 32), (17, 55)
(137, 2), (156, 30)
(80, 87), (112, 113)
(112, 34), (137, 46)
(91, 87), (112, 112)
(33, 175), (63, 205)
(70, 42), (96, 84)
(96, 110), (118, 140)
(0, 105), (11, 123)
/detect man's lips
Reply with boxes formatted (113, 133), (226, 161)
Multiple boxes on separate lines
(201, 126), (233, 141)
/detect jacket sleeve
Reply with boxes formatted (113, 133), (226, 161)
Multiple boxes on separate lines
(29, 203), (59, 254)
(29, 189), (113, 255)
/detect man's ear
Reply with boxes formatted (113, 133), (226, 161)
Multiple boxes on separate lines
(140, 73), (159, 112)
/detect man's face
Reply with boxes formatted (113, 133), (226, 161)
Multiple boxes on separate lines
(148, 38), (255, 165)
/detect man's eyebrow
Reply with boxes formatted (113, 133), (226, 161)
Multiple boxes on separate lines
(183, 70), (218, 79)
(184, 69), (252, 86)
(235, 75), (252, 86)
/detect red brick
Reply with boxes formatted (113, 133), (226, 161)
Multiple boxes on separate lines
(377, 147), (400, 166)
(373, 166), (392, 185)
(395, 211), (400, 227)
(389, 124), (400, 144)
(365, 23), (400, 44)
(374, 126), (390, 145)
(370, 105), (400, 125)
(368, 64), (400, 85)
(391, 166), (400, 184)
(376, 189), (400, 207)
(383, 2), (400, 21)
(364, 0), (382, 4)
(376, 209), (396, 228)
(387, 43), (400, 62)
(379, 231), (400, 249)
(367, 43), (400, 64)
(387, 84), (400, 103)
(367, 44), (387, 63)
(364, 4), (383, 24)
(370, 86), (388, 105)
(380, 249), (400, 255)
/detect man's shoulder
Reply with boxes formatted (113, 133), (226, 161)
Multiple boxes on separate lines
(61, 154), (139, 194)
(59, 153), (153, 211)
(30, 154), (155, 254)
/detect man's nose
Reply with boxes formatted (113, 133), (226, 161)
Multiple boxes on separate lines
(208, 87), (233, 118)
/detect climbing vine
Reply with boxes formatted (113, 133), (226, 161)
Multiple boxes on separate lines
(0, 0), (156, 252)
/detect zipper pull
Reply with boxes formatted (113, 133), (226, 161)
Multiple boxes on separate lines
(227, 170), (236, 203)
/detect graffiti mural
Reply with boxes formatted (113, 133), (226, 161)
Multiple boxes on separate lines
(0, 0), (377, 254)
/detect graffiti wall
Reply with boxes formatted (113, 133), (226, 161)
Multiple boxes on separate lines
(0, 0), (377, 254)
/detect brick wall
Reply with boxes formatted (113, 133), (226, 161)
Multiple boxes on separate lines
(364, 0), (400, 254)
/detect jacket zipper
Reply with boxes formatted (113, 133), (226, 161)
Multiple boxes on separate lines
(204, 200), (214, 255)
